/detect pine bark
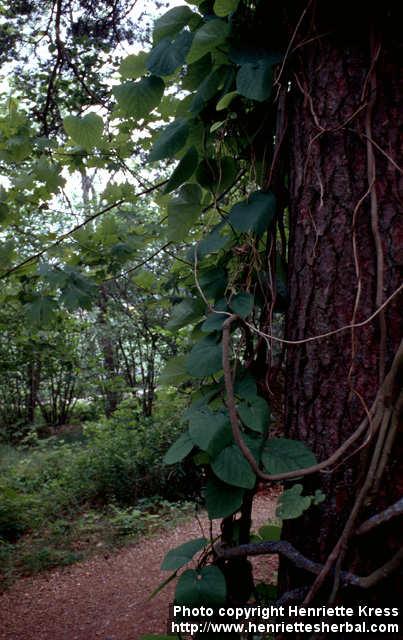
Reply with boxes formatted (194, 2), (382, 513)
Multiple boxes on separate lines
(281, 7), (402, 607)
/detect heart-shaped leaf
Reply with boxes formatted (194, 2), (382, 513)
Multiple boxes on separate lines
(149, 118), (190, 162)
(147, 31), (193, 77)
(163, 146), (199, 194)
(229, 190), (276, 235)
(161, 537), (207, 571)
(262, 438), (317, 475)
(113, 76), (164, 119)
(205, 476), (244, 519)
(163, 430), (194, 464)
(187, 19), (230, 64)
(186, 335), (223, 378)
(211, 444), (256, 489)
(175, 566), (226, 605)
(63, 113), (103, 150)
(189, 408), (232, 456)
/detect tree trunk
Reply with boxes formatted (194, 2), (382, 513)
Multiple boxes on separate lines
(281, 7), (402, 609)
(98, 284), (120, 417)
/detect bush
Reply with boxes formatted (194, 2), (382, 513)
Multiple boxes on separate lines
(0, 398), (201, 541)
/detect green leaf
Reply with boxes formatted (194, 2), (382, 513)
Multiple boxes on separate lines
(25, 295), (57, 325)
(154, 6), (196, 43)
(205, 476), (244, 519)
(234, 373), (258, 401)
(167, 183), (202, 240)
(276, 484), (312, 520)
(160, 355), (189, 386)
(119, 52), (148, 79)
(63, 113), (103, 150)
(262, 438), (317, 475)
(113, 76), (164, 119)
(201, 311), (228, 333)
(236, 57), (274, 102)
(214, 0), (240, 17)
(211, 444), (256, 489)
(149, 118), (190, 162)
(216, 90), (238, 110)
(186, 335), (223, 378)
(189, 408), (232, 457)
(161, 537), (207, 571)
(196, 223), (230, 257)
(163, 431), (194, 464)
(229, 190), (276, 235)
(166, 297), (205, 330)
(230, 291), (254, 318)
(198, 268), (227, 299)
(195, 156), (237, 193)
(147, 31), (193, 77)
(182, 54), (212, 90)
(258, 524), (281, 541)
(187, 19), (230, 64)
(238, 397), (269, 433)
(175, 566), (226, 605)
(190, 66), (228, 114)
(163, 147), (199, 194)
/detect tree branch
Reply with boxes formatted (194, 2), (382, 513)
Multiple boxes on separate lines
(216, 540), (403, 589)
(356, 497), (403, 536)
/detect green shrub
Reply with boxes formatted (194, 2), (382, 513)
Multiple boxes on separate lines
(0, 398), (200, 542)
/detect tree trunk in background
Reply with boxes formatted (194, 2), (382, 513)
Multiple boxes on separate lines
(281, 7), (402, 608)
(26, 360), (40, 424)
(98, 284), (119, 417)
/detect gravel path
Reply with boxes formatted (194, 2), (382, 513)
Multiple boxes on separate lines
(0, 493), (277, 640)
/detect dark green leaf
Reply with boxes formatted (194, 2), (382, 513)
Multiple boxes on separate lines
(198, 267), (227, 299)
(187, 19), (230, 64)
(258, 524), (281, 541)
(175, 566), (226, 605)
(163, 147), (199, 194)
(166, 297), (204, 330)
(149, 118), (190, 162)
(230, 291), (254, 318)
(189, 408), (232, 456)
(234, 373), (258, 401)
(214, 0), (240, 17)
(190, 66), (228, 114)
(228, 190), (276, 235)
(201, 311), (228, 333)
(160, 355), (189, 386)
(205, 476), (244, 518)
(154, 6), (196, 42)
(147, 31), (193, 77)
(236, 58), (274, 102)
(186, 335), (223, 378)
(195, 156), (237, 193)
(182, 54), (212, 91)
(113, 76), (164, 119)
(167, 183), (202, 240)
(276, 484), (312, 520)
(262, 438), (317, 475)
(25, 295), (57, 325)
(161, 537), (207, 571)
(238, 397), (270, 433)
(211, 444), (256, 489)
(163, 430), (194, 464)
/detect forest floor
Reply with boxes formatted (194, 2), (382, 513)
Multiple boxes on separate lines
(0, 491), (278, 640)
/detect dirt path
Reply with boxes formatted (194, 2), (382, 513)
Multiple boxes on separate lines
(0, 493), (277, 640)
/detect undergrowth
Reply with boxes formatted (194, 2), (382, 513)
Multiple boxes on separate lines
(0, 398), (198, 588)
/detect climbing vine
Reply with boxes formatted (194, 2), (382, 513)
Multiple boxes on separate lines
(1, 0), (401, 631)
